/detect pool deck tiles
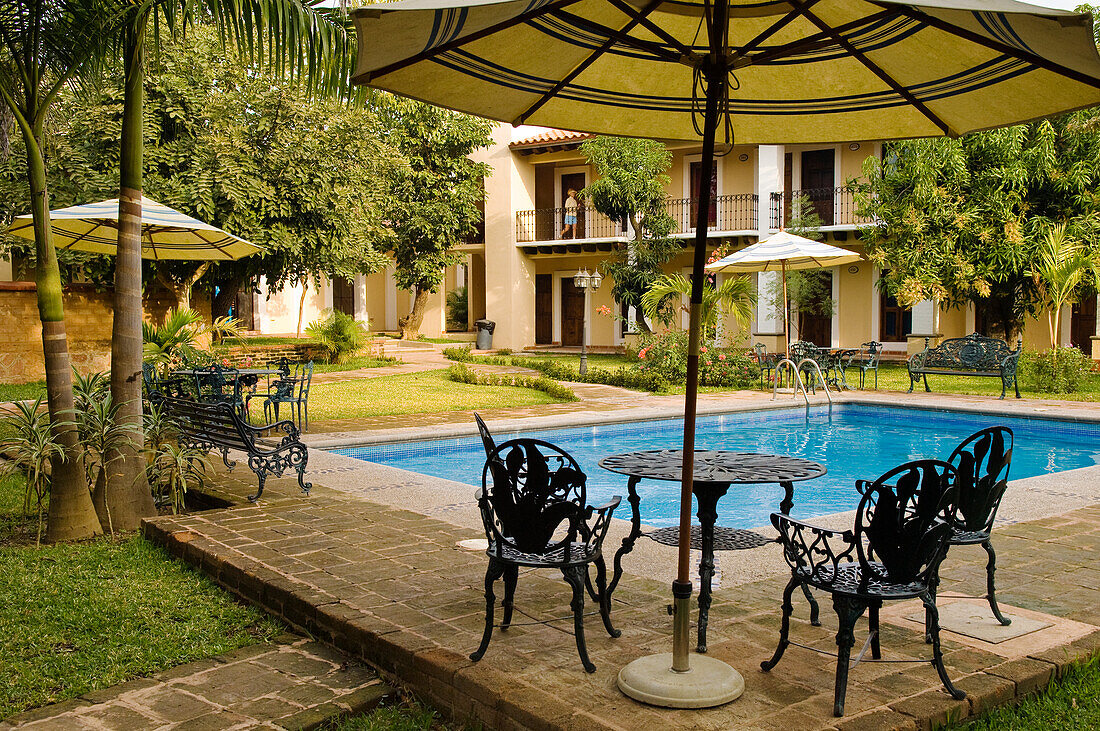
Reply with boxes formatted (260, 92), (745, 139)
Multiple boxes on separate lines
(140, 467), (1100, 731)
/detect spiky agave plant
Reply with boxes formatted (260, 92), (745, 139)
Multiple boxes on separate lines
(153, 443), (212, 515)
(0, 398), (66, 545)
(76, 392), (139, 536)
(306, 309), (369, 363)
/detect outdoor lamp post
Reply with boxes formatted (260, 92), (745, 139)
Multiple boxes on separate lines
(573, 268), (602, 375)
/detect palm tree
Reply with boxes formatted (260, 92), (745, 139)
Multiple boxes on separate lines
(105, 0), (355, 529)
(641, 273), (757, 340)
(0, 0), (113, 540)
(1029, 224), (1100, 350)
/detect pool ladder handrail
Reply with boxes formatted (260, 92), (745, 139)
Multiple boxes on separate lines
(771, 358), (832, 405)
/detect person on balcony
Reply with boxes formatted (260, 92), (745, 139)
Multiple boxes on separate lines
(561, 189), (578, 239)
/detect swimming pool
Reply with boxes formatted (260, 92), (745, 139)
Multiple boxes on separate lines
(332, 404), (1100, 529)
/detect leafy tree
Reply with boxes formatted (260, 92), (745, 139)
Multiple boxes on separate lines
(581, 136), (680, 331)
(374, 97), (491, 340)
(853, 109), (1100, 339)
(0, 0), (110, 540)
(768, 193), (832, 329)
(102, 0), (354, 528)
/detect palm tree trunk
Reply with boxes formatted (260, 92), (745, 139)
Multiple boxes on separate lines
(106, 20), (156, 529)
(21, 123), (102, 542)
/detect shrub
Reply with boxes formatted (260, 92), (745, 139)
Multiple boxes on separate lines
(306, 309), (369, 364)
(632, 330), (759, 388)
(446, 286), (468, 331)
(1020, 347), (1095, 393)
(440, 348), (669, 392)
(446, 363), (578, 401)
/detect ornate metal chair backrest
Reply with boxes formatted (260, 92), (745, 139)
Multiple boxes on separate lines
(142, 362), (158, 394)
(479, 439), (587, 558)
(788, 340), (817, 363)
(294, 361), (314, 401)
(473, 412), (496, 459)
(862, 341), (882, 366)
(195, 364), (240, 404)
(854, 460), (959, 591)
(947, 427), (1013, 535)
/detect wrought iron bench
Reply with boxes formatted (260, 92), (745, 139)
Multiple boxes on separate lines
(907, 333), (1022, 399)
(157, 396), (311, 502)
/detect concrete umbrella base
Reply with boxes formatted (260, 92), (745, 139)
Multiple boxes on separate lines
(617, 653), (744, 709)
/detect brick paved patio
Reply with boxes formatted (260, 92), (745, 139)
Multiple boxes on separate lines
(140, 469), (1100, 731)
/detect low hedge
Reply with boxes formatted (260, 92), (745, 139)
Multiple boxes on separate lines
(442, 347), (669, 392)
(446, 363), (578, 401)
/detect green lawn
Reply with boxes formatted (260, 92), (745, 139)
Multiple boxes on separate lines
(515, 353), (634, 370)
(870, 362), (1100, 401)
(311, 355), (397, 374)
(951, 657), (1099, 730)
(308, 368), (564, 422)
(219, 335), (319, 347)
(0, 381), (46, 403)
(0, 476), (282, 719)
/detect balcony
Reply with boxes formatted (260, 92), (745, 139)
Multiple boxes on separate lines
(769, 187), (871, 229)
(515, 193), (758, 244)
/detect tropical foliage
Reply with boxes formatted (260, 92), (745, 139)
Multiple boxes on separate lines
(0, 399), (66, 545)
(582, 136), (680, 328)
(306, 309), (370, 364)
(1027, 225), (1100, 350)
(374, 97), (492, 340)
(1020, 346), (1096, 394)
(853, 110), (1100, 339)
(640, 272), (756, 339)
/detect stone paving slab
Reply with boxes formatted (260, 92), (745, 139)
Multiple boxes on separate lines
(1, 636), (391, 730)
(139, 468), (1100, 731)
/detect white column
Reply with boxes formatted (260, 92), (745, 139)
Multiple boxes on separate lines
(255, 276), (269, 334)
(757, 145), (783, 235)
(384, 266), (398, 331)
(323, 278), (334, 311)
(911, 299), (935, 334)
(354, 274), (368, 323)
(755, 271), (783, 335)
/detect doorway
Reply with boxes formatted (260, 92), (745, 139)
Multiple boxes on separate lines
(797, 271), (833, 347)
(1071, 295), (1097, 351)
(800, 149), (835, 225)
(535, 274), (553, 344)
(561, 277), (585, 346)
(880, 292), (912, 342)
(560, 172), (586, 239)
(332, 277), (355, 316)
(689, 159), (718, 227)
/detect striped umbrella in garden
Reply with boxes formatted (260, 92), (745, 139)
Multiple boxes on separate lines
(707, 232), (861, 353)
(349, 0), (1100, 708)
(6, 196), (261, 261)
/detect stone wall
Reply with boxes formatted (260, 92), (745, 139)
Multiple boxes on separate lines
(0, 282), (211, 384)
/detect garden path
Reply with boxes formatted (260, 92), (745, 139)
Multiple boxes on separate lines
(1, 636), (390, 730)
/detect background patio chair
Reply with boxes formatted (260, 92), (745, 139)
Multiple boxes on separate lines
(470, 438), (621, 673)
(262, 361), (314, 432)
(752, 343), (778, 390)
(932, 426), (1014, 635)
(193, 364), (245, 415)
(762, 459), (965, 716)
(841, 341), (882, 389)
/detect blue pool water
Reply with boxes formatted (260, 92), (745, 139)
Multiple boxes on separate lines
(333, 404), (1100, 529)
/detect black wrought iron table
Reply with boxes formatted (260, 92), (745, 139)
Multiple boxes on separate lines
(598, 449), (826, 652)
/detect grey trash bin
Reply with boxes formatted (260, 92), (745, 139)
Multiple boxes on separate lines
(475, 319), (495, 350)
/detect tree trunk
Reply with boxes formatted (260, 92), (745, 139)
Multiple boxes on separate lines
(21, 126), (101, 542)
(155, 263), (210, 313)
(400, 287), (430, 340)
(297, 277), (308, 337)
(106, 22), (156, 530)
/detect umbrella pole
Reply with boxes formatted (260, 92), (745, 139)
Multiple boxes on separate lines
(782, 260), (790, 356)
(617, 0), (742, 709)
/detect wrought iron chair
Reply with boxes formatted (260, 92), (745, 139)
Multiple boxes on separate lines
(788, 340), (827, 392)
(762, 460), (965, 716)
(142, 362), (190, 400)
(262, 361), (314, 432)
(933, 427), (1014, 633)
(192, 364), (245, 414)
(473, 412), (496, 458)
(752, 343), (779, 389)
(841, 341), (882, 390)
(470, 438), (621, 673)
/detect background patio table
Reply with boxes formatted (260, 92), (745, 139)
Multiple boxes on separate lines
(599, 449), (826, 653)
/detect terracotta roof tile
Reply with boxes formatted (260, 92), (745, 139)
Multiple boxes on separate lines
(509, 129), (595, 149)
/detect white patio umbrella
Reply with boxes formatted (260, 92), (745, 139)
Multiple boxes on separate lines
(6, 196), (262, 261)
(707, 232), (861, 353)
(350, 0), (1100, 708)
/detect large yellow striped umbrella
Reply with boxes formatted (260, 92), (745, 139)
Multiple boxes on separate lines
(6, 196), (261, 260)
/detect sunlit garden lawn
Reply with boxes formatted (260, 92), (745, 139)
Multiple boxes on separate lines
(307, 368), (564, 423)
(0, 476), (281, 719)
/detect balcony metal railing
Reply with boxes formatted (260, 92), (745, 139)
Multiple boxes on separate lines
(515, 206), (627, 243)
(769, 187), (871, 229)
(666, 193), (757, 234)
(515, 193), (759, 244)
